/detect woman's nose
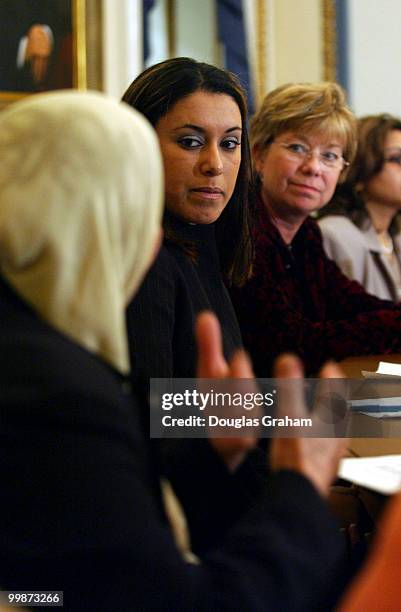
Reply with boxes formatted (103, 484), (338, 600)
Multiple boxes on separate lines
(300, 151), (323, 175)
(199, 145), (224, 176)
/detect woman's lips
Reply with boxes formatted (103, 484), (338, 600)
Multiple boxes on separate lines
(290, 182), (320, 193)
(190, 188), (224, 200)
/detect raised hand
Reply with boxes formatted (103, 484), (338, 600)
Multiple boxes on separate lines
(270, 354), (348, 497)
(196, 311), (257, 471)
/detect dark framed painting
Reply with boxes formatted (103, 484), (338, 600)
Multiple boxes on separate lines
(0, 0), (102, 106)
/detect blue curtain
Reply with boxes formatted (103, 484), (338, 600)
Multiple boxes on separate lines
(335, 0), (349, 92)
(143, 0), (155, 63)
(216, 0), (254, 114)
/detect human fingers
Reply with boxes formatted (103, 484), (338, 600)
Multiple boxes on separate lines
(196, 311), (229, 379)
(319, 360), (345, 379)
(229, 348), (254, 379)
(274, 353), (304, 379)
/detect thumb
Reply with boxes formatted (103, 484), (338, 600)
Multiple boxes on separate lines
(196, 311), (229, 379)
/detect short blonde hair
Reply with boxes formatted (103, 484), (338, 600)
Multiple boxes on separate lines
(250, 82), (357, 165)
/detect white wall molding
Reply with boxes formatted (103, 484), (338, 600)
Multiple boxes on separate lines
(102, 0), (142, 98)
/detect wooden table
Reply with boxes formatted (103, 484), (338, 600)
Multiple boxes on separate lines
(340, 353), (401, 379)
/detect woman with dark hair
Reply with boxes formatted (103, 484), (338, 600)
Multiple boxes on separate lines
(122, 58), (260, 556)
(319, 114), (401, 300)
(123, 57), (253, 380)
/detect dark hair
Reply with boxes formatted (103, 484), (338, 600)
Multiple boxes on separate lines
(122, 57), (254, 286)
(319, 113), (401, 234)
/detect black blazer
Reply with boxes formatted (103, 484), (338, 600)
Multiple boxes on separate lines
(0, 278), (347, 611)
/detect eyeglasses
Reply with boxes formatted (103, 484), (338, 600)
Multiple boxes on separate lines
(272, 141), (349, 171)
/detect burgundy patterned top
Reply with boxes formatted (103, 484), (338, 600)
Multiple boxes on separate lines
(231, 197), (401, 376)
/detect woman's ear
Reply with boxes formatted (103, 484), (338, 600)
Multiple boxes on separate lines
(252, 144), (264, 175)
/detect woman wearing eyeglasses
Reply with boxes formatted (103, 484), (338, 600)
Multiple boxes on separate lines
(318, 114), (401, 301)
(231, 83), (401, 376)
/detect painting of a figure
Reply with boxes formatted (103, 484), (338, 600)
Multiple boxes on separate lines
(0, 0), (73, 94)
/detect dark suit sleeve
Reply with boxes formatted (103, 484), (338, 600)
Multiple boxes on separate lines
(162, 439), (271, 555)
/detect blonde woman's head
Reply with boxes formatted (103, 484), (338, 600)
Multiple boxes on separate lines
(250, 82), (357, 166)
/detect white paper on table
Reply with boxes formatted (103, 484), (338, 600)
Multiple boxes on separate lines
(339, 455), (401, 495)
(362, 361), (401, 379)
(349, 397), (401, 418)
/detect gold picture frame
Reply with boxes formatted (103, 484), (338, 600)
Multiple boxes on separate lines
(0, 0), (102, 108)
(322, 0), (337, 82)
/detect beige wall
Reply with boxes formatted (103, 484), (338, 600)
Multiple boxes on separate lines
(273, 0), (322, 86)
(347, 0), (401, 116)
(245, 0), (324, 106)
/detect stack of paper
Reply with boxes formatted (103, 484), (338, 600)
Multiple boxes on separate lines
(362, 361), (401, 379)
(339, 455), (401, 495)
